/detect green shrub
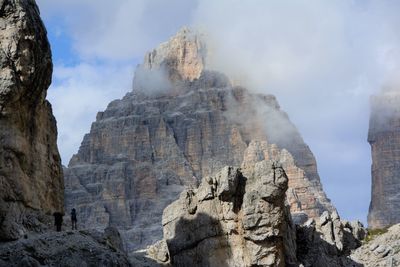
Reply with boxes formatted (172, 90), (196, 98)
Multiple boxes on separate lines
(363, 227), (389, 243)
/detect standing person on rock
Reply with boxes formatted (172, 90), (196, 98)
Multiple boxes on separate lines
(71, 208), (77, 230)
(53, 212), (63, 232)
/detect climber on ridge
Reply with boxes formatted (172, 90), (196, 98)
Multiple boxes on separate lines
(71, 208), (77, 230)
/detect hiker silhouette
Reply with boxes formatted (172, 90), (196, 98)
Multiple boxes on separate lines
(71, 208), (77, 230)
(53, 212), (63, 232)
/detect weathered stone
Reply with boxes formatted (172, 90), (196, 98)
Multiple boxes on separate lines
(368, 91), (400, 229)
(64, 28), (335, 251)
(296, 212), (366, 267)
(154, 160), (291, 267)
(0, 0), (64, 241)
(147, 239), (170, 263)
(0, 229), (130, 267)
(136, 27), (206, 83)
(351, 224), (400, 266)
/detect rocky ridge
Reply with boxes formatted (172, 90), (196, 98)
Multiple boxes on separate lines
(149, 159), (295, 266)
(0, 0), (64, 241)
(64, 28), (335, 250)
(147, 159), (366, 267)
(368, 91), (400, 229)
(351, 224), (400, 266)
(0, 227), (130, 267)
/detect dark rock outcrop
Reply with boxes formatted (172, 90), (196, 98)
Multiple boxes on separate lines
(64, 28), (335, 250)
(296, 211), (366, 267)
(0, 0), (64, 241)
(368, 91), (400, 229)
(0, 227), (130, 267)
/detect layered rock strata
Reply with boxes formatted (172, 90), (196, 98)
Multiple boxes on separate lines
(368, 92), (400, 229)
(0, 0), (64, 240)
(64, 28), (335, 250)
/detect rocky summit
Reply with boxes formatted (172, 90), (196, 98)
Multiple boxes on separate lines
(64, 28), (335, 250)
(0, 0), (64, 241)
(368, 91), (400, 229)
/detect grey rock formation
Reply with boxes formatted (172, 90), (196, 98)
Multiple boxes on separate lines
(0, 227), (130, 267)
(296, 211), (366, 267)
(351, 224), (400, 267)
(151, 160), (293, 267)
(147, 160), (365, 267)
(64, 28), (335, 250)
(368, 91), (400, 229)
(0, 0), (64, 241)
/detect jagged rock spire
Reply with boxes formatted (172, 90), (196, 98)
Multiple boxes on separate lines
(133, 27), (206, 92)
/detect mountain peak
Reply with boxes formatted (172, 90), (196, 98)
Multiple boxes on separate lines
(139, 27), (206, 82)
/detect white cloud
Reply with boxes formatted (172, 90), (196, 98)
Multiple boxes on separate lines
(37, 0), (198, 60)
(37, 0), (400, 223)
(47, 63), (134, 165)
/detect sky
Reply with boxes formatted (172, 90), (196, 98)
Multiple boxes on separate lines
(36, 0), (400, 225)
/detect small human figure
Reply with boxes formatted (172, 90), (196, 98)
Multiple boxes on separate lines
(53, 212), (63, 232)
(71, 208), (77, 230)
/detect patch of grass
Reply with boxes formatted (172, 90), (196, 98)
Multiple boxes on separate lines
(363, 227), (389, 243)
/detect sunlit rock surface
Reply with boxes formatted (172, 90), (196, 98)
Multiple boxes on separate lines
(0, 0), (64, 241)
(147, 161), (365, 267)
(150, 160), (293, 266)
(64, 28), (335, 250)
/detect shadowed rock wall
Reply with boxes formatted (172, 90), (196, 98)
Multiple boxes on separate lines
(368, 92), (400, 228)
(0, 0), (64, 241)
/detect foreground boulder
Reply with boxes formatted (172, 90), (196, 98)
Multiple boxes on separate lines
(149, 160), (296, 267)
(0, 227), (130, 266)
(147, 159), (367, 267)
(0, 0), (64, 240)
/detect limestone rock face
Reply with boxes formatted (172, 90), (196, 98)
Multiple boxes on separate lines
(296, 211), (366, 267)
(242, 141), (334, 223)
(154, 160), (293, 267)
(64, 28), (334, 250)
(351, 223), (400, 267)
(0, 227), (130, 267)
(0, 0), (64, 240)
(148, 163), (365, 267)
(138, 27), (206, 82)
(368, 92), (400, 229)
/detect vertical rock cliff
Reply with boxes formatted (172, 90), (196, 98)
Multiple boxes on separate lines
(64, 28), (335, 250)
(368, 91), (400, 228)
(0, 0), (64, 240)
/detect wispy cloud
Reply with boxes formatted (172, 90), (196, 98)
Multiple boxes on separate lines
(47, 63), (134, 165)
(37, 0), (400, 223)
